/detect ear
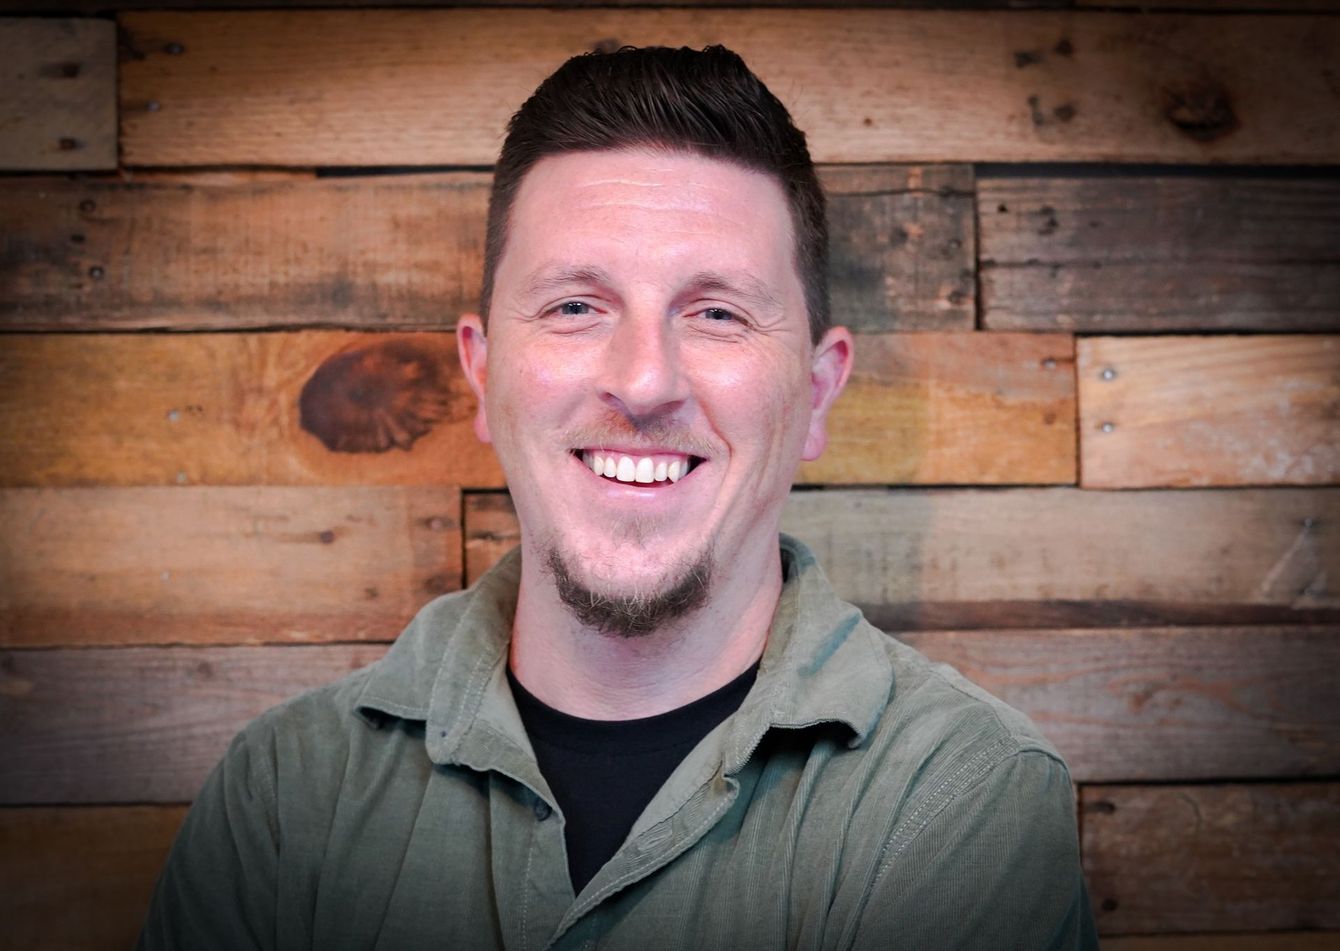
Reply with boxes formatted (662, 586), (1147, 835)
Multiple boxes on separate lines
(802, 326), (854, 461)
(456, 314), (492, 444)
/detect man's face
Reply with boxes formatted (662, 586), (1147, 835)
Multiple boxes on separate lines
(459, 148), (849, 622)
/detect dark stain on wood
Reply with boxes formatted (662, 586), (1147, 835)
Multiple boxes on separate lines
(591, 37), (621, 55)
(1014, 50), (1044, 68)
(298, 338), (453, 453)
(1161, 79), (1238, 143)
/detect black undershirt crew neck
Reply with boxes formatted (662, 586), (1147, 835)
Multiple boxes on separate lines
(508, 662), (760, 895)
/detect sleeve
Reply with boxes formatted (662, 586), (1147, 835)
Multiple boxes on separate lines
(847, 749), (1099, 951)
(137, 728), (280, 951)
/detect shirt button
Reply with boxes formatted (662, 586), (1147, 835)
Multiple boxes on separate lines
(533, 799), (552, 821)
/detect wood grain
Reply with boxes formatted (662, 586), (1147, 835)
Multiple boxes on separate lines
(1078, 336), (1340, 488)
(118, 11), (1340, 166)
(0, 486), (461, 648)
(0, 805), (185, 951)
(1082, 783), (1340, 934)
(980, 176), (1340, 333)
(0, 18), (115, 171)
(0, 644), (388, 804)
(465, 488), (1340, 628)
(0, 332), (504, 489)
(899, 626), (1340, 782)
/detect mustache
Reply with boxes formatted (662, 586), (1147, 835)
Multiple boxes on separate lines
(560, 413), (717, 458)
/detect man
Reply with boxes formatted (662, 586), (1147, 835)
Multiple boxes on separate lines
(141, 45), (1096, 950)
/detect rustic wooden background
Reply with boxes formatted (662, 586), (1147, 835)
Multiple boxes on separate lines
(1, 2), (1338, 948)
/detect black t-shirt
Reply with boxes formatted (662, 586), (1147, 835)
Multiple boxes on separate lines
(508, 662), (759, 894)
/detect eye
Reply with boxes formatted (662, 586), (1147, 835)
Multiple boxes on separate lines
(552, 300), (593, 317)
(701, 307), (739, 322)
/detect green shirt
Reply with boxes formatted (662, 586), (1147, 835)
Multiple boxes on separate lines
(140, 535), (1097, 950)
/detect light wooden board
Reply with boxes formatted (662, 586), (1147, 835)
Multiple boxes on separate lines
(0, 18), (115, 171)
(0, 166), (972, 333)
(0, 644), (388, 804)
(1083, 783), (1340, 934)
(980, 176), (1340, 333)
(118, 10), (1340, 166)
(0, 805), (186, 951)
(465, 488), (1340, 628)
(1078, 336), (1340, 488)
(0, 332), (504, 489)
(0, 486), (461, 648)
(899, 626), (1340, 782)
(797, 332), (1076, 485)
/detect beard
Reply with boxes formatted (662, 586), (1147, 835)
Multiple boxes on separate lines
(544, 544), (713, 639)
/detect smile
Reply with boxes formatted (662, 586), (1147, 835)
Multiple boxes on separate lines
(576, 449), (702, 485)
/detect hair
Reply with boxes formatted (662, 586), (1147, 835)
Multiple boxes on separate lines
(481, 44), (830, 344)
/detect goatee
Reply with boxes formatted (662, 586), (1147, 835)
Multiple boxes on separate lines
(545, 547), (712, 638)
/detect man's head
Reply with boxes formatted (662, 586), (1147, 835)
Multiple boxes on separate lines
(458, 46), (852, 638)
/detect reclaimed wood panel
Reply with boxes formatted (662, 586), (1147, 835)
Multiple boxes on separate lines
(0, 805), (185, 951)
(1078, 336), (1340, 488)
(1083, 783), (1340, 934)
(0, 644), (388, 804)
(0, 486), (461, 648)
(0, 332), (504, 489)
(899, 626), (1340, 782)
(0, 18), (115, 171)
(980, 176), (1340, 332)
(465, 487), (1340, 628)
(0, 165), (971, 333)
(798, 333), (1076, 485)
(118, 11), (1340, 166)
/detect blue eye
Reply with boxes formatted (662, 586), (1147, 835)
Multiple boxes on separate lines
(556, 301), (592, 316)
(703, 307), (737, 322)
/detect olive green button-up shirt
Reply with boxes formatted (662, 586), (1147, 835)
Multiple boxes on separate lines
(139, 535), (1097, 951)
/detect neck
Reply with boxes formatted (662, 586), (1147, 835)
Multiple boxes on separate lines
(508, 535), (781, 719)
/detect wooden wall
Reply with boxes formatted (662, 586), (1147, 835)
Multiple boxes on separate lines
(1, 4), (1338, 948)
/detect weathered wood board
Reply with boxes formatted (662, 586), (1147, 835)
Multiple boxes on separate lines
(0, 805), (185, 951)
(0, 486), (461, 648)
(466, 488), (1340, 628)
(1104, 935), (1340, 951)
(899, 626), (1340, 782)
(0, 332), (504, 489)
(980, 176), (1340, 333)
(1078, 336), (1340, 488)
(799, 333), (1076, 485)
(1082, 783), (1340, 934)
(0, 644), (388, 804)
(0, 18), (115, 171)
(0, 165), (972, 333)
(118, 11), (1340, 166)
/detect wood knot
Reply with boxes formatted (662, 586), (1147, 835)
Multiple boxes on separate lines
(1161, 79), (1238, 142)
(591, 37), (622, 55)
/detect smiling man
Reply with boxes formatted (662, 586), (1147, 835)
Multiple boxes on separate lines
(141, 46), (1096, 950)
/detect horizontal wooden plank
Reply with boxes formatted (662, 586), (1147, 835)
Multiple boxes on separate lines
(799, 333), (1076, 485)
(465, 488), (1340, 627)
(0, 805), (185, 951)
(1104, 934), (1340, 951)
(900, 626), (1340, 782)
(980, 176), (1340, 332)
(0, 332), (504, 488)
(118, 10), (1340, 166)
(1078, 336), (1340, 488)
(1083, 782), (1340, 934)
(0, 18), (115, 171)
(0, 644), (387, 803)
(0, 165), (972, 333)
(0, 486), (461, 648)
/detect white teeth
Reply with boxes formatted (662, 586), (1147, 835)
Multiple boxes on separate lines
(616, 456), (636, 482)
(603, 456), (617, 478)
(654, 460), (668, 482)
(582, 451), (694, 484)
(586, 451), (597, 473)
(668, 460), (683, 482)
(635, 457), (655, 483)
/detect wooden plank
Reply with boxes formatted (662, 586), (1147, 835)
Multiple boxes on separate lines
(1078, 336), (1340, 488)
(0, 165), (971, 333)
(1082, 783), (1340, 934)
(0, 805), (185, 951)
(980, 176), (1340, 333)
(0, 18), (114, 171)
(118, 10), (1340, 166)
(1082, 0), (1340, 9)
(0, 486), (461, 648)
(1104, 934), (1340, 951)
(0, 332), (504, 489)
(899, 626), (1340, 782)
(465, 487), (1340, 628)
(797, 333), (1076, 485)
(0, 644), (388, 804)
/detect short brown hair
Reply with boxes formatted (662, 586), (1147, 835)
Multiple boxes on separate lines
(481, 45), (830, 343)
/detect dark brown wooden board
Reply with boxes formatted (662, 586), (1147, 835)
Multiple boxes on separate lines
(118, 11), (1340, 166)
(1082, 783), (1340, 934)
(0, 18), (115, 171)
(0, 486), (461, 648)
(980, 176), (1340, 333)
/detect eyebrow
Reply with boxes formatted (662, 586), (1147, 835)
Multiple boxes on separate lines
(680, 270), (785, 314)
(520, 265), (613, 299)
(517, 264), (785, 315)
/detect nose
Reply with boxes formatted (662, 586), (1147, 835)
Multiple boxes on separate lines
(600, 310), (688, 422)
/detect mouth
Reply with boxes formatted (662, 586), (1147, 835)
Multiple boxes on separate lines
(572, 448), (704, 486)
